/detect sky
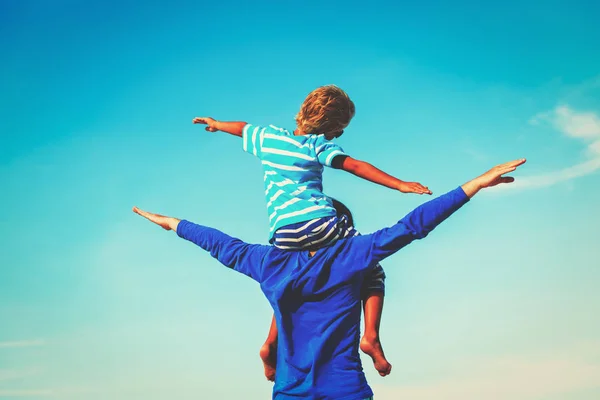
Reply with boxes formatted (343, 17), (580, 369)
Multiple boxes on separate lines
(1, 0), (599, 399)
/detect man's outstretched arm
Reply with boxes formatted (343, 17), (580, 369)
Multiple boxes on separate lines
(132, 207), (268, 282)
(365, 159), (526, 263)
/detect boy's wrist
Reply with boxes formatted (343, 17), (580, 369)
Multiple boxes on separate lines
(394, 180), (407, 191)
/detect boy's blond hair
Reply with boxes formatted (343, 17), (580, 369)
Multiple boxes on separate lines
(295, 85), (355, 138)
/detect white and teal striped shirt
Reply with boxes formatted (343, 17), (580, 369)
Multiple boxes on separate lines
(242, 123), (348, 240)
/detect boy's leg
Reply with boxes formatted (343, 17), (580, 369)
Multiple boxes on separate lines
(272, 216), (340, 250)
(132, 207), (180, 231)
(361, 291), (392, 376)
(259, 314), (278, 382)
(338, 214), (392, 377)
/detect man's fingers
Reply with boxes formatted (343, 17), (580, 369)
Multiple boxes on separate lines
(497, 166), (516, 176)
(500, 158), (526, 169)
(510, 158), (526, 167)
(493, 160), (524, 177)
(490, 176), (515, 187)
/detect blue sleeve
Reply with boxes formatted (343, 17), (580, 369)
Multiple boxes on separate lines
(242, 123), (267, 158)
(176, 220), (269, 282)
(315, 140), (348, 167)
(365, 187), (470, 264)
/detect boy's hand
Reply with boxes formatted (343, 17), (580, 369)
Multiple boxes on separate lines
(397, 181), (432, 195)
(193, 117), (219, 132)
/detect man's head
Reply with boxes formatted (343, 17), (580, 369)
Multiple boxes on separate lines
(331, 198), (354, 227)
(295, 85), (355, 139)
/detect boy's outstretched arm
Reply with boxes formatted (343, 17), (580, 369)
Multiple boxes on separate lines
(193, 117), (246, 137)
(338, 156), (432, 195)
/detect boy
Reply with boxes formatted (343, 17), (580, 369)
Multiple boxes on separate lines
(193, 85), (431, 378)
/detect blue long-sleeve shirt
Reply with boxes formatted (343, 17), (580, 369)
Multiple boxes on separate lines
(176, 187), (470, 400)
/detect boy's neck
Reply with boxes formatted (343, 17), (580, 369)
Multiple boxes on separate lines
(293, 128), (335, 140)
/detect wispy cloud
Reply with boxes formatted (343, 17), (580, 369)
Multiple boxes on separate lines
(371, 342), (600, 400)
(0, 368), (40, 382)
(509, 157), (600, 189)
(0, 390), (53, 397)
(0, 387), (95, 398)
(512, 105), (600, 189)
(0, 339), (45, 349)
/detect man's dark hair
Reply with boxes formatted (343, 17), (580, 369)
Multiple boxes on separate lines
(331, 198), (354, 227)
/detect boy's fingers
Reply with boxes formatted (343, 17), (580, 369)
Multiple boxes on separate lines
(417, 184), (431, 194)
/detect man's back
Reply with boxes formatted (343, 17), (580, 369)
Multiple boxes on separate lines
(256, 241), (375, 399)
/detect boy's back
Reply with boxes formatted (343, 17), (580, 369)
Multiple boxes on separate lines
(242, 123), (345, 239)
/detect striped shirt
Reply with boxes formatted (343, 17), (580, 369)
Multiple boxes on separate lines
(242, 123), (348, 240)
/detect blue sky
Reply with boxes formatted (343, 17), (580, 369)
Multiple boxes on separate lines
(1, 1), (599, 399)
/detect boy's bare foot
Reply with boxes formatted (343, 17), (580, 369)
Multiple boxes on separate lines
(259, 342), (277, 382)
(360, 335), (392, 377)
(132, 206), (180, 231)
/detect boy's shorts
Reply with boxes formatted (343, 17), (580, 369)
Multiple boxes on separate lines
(272, 215), (386, 294)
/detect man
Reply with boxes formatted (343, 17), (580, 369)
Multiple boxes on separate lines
(133, 159), (526, 400)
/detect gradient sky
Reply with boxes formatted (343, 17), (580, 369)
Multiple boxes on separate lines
(1, 1), (599, 399)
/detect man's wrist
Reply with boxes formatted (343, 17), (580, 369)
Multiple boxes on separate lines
(461, 178), (483, 198)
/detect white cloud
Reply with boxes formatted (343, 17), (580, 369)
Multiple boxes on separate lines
(0, 339), (45, 349)
(531, 105), (600, 140)
(371, 342), (600, 400)
(516, 105), (600, 189)
(589, 140), (600, 156)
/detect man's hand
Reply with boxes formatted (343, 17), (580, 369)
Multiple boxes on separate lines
(462, 158), (526, 198)
(193, 117), (219, 132)
(397, 181), (432, 195)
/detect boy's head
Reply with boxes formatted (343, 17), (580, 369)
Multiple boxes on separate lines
(295, 85), (355, 139)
